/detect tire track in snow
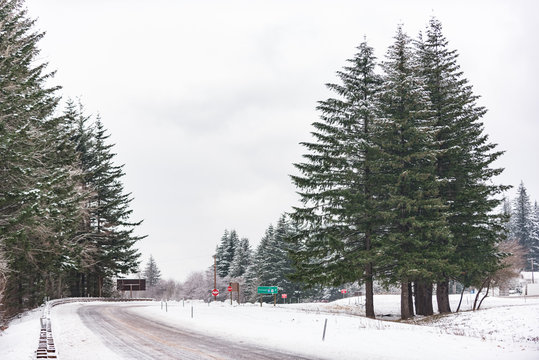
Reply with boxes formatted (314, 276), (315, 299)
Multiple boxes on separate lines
(77, 303), (317, 360)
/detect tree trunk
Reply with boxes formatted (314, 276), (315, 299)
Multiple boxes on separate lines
(77, 273), (82, 297)
(456, 286), (466, 312)
(473, 277), (490, 311)
(408, 282), (414, 316)
(98, 276), (103, 297)
(414, 281), (424, 315)
(401, 280), (412, 320)
(415, 281), (433, 316)
(477, 279), (491, 310)
(365, 263), (375, 319)
(425, 282), (433, 315)
(57, 276), (63, 299)
(44, 275), (51, 299)
(81, 273), (86, 297)
(472, 288), (481, 311)
(436, 280), (451, 313)
(17, 276), (23, 307)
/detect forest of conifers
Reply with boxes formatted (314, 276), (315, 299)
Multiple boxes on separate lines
(0, 0), (143, 320)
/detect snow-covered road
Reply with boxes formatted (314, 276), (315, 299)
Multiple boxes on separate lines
(54, 302), (316, 360)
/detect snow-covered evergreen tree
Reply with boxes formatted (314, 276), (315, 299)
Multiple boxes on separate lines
(243, 224), (281, 302)
(290, 40), (382, 318)
(254, 225), (276, 286)
(82, 117), (143, 296)
(415, 17), (508, 314)
(502, 197), (513, 236)
(375, 25), (451, 320)
(273, 215), (304, 297)
(511, 183), (533, 246)
(215, 230), (229, 277)
(530, 202), (539, 269)
(63, 100), (99, 296)
(511, 182), (538, 269)
(229, 238), (252, 278)
(0, 0), (144, 316)
(143, 255), (162, 288)
(241, 216), (308, 302)
(0, 0), (83, 315)
(243, 262), (260, 302)
(215, 229), (240, 277)
(503, 197), (512, 217)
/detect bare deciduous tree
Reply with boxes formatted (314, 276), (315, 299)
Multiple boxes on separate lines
(473, 239), (526, 310)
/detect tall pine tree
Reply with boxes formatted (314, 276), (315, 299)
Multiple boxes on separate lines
(229, 238), (252, 278)
(86, 117), (142, 296)
(215, 229), (239, 278)
(416, 17), (508, 314)
(63, 104), (143, 297)
(143, 255), (162, 288)
(511, 182), (538, 269)
(531, 202), (539, 269)
(290, 40), (382, 318)
(375, 25), (451, 319)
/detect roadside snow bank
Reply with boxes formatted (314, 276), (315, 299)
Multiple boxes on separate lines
(128, 298), (539, 360)
(0, 307), (42, 359)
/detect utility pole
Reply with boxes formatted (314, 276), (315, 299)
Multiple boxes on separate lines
(213, 255), (217, 301)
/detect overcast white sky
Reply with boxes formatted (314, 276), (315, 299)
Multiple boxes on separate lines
(26, 0), (539, 281)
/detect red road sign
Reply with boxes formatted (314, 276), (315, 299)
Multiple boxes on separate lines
(212, 289), (219, 296)
(227, 286), (232, 292)
(281, 294), (287, 299)
(340, 289), (347, 294)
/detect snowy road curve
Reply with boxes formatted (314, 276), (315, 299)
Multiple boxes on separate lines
(76, 303), (316, 360)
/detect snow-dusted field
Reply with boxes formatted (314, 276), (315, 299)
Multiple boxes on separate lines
(0, 294), (538, 359)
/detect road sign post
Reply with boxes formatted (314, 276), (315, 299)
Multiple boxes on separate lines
(233, 282), (240, 304)
(227, 283), (240, 305)
(257, 286), (278, 294)
(213, 255), (217, 301)
(257, 286), (278, 307)
(117, 279), (146, 299)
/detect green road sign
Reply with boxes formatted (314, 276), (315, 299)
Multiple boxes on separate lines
(257, 286), (278, 294)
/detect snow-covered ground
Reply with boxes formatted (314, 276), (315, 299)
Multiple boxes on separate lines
(1, 294), (538, 359)
(0, 306), (43, 360)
